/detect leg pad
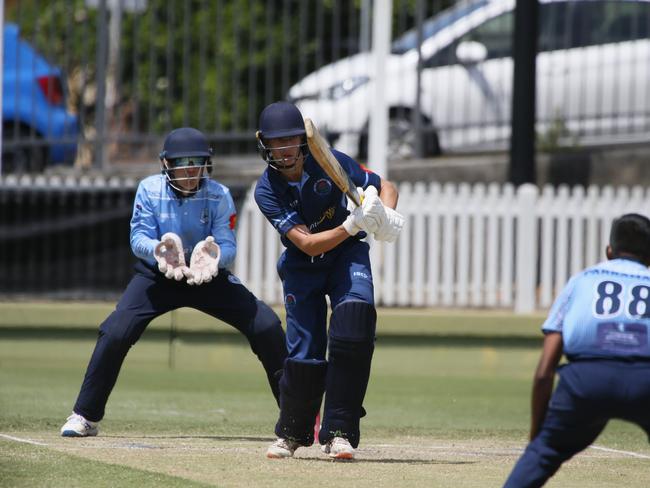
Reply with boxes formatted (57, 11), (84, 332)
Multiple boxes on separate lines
(275, 358), (327, 446)
(320, 301), (376, 448)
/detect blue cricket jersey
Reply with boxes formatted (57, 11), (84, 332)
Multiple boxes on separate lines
(130, 174), (238, 268)
(542, 258), (650, 360)
(254, 149), (381, 252)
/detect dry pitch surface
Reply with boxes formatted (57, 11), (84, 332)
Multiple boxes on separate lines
(3, 431), (650, 487)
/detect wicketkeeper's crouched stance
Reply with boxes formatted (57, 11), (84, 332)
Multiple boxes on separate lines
(60, 127), (287, 437)
(254, 102), (405, 459)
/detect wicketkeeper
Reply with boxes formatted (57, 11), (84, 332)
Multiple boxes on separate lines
(60, 127), (287, 437)
(254, 101), (405, 459)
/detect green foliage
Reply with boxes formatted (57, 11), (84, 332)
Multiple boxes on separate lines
(537, 113), (581, 152)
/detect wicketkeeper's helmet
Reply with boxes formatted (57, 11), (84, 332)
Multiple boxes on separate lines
(257, 101), (308, 171)
(159, 127), (213, 194)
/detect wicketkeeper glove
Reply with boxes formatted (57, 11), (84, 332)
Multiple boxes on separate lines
(373, 206), (405, 243)
(187, 236), (221, 286)
(154, 232), (192, 281)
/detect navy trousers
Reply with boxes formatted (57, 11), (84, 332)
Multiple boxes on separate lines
(278, 238), (374, 360)
(73, 261), (287, 421)
(504, 360), (650, 488)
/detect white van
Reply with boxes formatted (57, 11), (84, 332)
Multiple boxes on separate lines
(288, 0), (650, 158)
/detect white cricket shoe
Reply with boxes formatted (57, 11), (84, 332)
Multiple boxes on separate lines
(322, 436), (355, 459)
(60, 413), (99, 437)
(266, 438), (301, 458)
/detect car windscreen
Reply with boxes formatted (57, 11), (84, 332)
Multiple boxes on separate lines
(391, 0), (488, 54)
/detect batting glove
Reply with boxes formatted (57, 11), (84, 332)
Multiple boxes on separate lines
(154, 232), (192, 281)
(359, 185), (386, 234)
(187, 236), (221, 286)
(373, 207), (405, 243)
(342, 187), (369, 235)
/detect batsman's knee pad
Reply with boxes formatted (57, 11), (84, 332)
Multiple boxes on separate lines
(320, 301), (376, 448)
(329, 300), (376, 343)
(276, 358), (327, 446)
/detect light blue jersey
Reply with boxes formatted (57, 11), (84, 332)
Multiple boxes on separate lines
(130, 174), (237, 268)
(543, 258), (650, 360)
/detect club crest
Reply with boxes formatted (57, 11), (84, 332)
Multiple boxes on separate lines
(313, 178), (332, 196)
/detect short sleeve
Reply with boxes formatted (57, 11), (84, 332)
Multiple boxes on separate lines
(541, 275), (579, 334)
(254, 179), (304, 236)
(333, 149), (382, 192)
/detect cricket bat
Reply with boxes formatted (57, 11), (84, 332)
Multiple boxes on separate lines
(304, 118), (363, 207)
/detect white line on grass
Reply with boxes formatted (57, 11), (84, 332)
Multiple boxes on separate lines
(0, 433), (48, 446)
(4, 434), (649, 461)
(590, 445), (650, 459)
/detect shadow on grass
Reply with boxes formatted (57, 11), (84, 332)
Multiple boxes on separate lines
(100, 434), (477, 465)
(301, 457), (476, 465)
(103, 434), (275, 442)
(0, 326), (541, 348)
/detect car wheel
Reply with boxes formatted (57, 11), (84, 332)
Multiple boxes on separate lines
(358, 109), (440, 160)
(2, 124), (47, 174)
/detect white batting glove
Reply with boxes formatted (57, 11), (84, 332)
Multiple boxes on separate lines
(374, 207), (405, 243)
(154, 232), (192, 281)
(359, 185), (386, 234)
(342, 187), (369, 235)
(187, 236), (221, 286)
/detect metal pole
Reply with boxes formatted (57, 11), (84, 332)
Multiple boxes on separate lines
(368, 0), (392, 306)
(359, 0), (371, 52)
(106, 0), (123, 126)
(95, 0), (109, 170)
(414, 0), (424, 158)
(509, 0), (539, 184)
(368, 0), (392, 177)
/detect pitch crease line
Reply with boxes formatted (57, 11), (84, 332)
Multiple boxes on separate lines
(0, 433), (48, 446)
(590, 445), (650, 459)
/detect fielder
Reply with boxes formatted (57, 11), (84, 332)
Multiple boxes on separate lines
(503, 213), (650, 487)
(254, 101), (404, 459)
(60, 127), (287, 437)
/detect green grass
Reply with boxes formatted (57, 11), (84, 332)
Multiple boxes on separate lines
(1, 304), (649, 487)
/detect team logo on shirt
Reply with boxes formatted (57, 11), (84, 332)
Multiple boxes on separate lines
(285, 293), (297, 309)
(313, 178), (332, 196)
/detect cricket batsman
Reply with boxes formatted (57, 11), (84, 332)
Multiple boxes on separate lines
(60, 127), (287, 437)
(254, 101), (404, 459)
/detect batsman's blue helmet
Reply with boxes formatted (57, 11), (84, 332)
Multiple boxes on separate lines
(257, 101), (306, 139)
(256, 102), (308, 171)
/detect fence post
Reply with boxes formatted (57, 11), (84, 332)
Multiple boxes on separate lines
(515, 183), (538, 313)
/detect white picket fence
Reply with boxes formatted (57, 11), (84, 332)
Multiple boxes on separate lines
(234, 182), (650, 313)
